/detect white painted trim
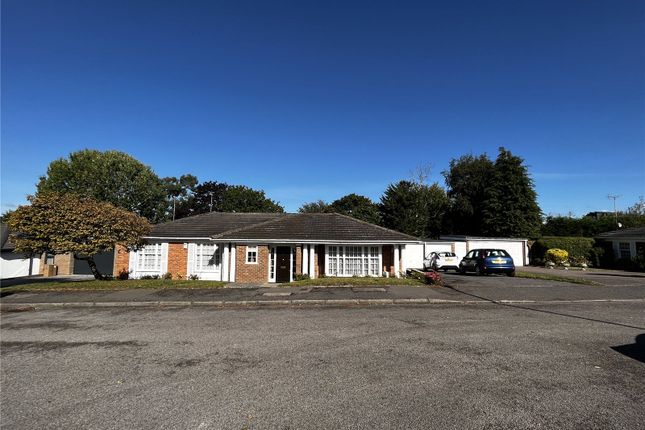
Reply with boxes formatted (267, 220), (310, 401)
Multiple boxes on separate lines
(324, 244), (383, 278)
(144, 237), (212, 240)
(309, 244), (316, 279)
(222, 245), (229, 282)
(230, 243), (236, 282)
(212, 239), (421, 245)
(245, 245), (259, 264)
(302, 245), (309, 275)
(400, 245), (406, 274)
(394, 245), (400, 278)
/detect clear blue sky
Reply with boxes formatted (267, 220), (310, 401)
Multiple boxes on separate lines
(2, 0), (644, 216)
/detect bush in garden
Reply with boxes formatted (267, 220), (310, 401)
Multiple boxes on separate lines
(545, 248), (569, 266)
(530, 237), (594, 264)
(424, 270), (443, 286)
(116, 269), (130, 280)
(162, 272), (173, 280)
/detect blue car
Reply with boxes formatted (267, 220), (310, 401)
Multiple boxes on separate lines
(459, 249), (515, 276)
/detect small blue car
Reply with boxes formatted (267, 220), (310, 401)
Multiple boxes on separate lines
(459, 249), (515, 276)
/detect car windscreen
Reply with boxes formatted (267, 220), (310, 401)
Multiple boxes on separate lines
(438, 252), (456, 257)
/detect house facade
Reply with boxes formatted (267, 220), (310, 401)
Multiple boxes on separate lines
(596, 227), (645, 260)
(114, 212), (420, 283)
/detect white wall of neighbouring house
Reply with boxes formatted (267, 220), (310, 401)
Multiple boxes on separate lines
(0, 252), (40, 279)
(403, 244), (425, 269)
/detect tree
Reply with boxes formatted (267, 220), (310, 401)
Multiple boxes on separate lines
(162, 174), (198, 220)
(187, 181), (230, 216)
(7, 193), (151, 279)
(481, 148), (542, 238)
(328, 194), (381, 224)
(37, 150), (166, 222)
(628, 196), (645, 215)
(442, 154), (495, 235)
(220, 186), (284, 213)
(380, 180), (448, 238)
(299, 200), (330, 213)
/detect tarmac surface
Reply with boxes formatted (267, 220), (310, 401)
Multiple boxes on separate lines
(1, 302), (644, 429)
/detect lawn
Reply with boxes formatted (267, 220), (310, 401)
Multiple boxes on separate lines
(285, 277), (425, 287)
(1, 279), (227, 293)
(514, 271), (599, 286)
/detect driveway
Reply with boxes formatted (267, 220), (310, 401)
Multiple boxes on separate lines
(1, 304), (643, 429)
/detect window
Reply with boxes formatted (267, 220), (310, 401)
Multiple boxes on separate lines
(137, 244), (162, 271)
(195, 244), (220, 272)
(269, 247), (276, 280)
(246, 245), (258, 264)
(45, 253), (55, 265)
(327, 245), (381, 277)
(619, 242), (631, 259)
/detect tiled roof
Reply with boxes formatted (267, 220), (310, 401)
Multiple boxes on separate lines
(1, 223), (14, 251)
(147, 212), (419, 242)
(148, 212), (286, 238)
(596, 226), (645, 239)
(213, 213), (419, 242)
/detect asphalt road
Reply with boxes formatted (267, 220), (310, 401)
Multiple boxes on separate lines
(2, 302), (644, 429)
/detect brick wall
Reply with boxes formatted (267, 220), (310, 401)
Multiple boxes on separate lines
(295, 245), (302, 275)
(167, 243), (188, 278)
(114, 245), (130, 276)
(41, 253), (75, 275)
(235, 244), (269, 283)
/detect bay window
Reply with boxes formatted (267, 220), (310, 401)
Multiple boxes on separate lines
(327, 245), (381, 277)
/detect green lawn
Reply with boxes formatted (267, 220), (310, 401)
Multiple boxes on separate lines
(285, 277), (425, 287)
(515, 271), (599, 286)
(1, 279), (227, 293)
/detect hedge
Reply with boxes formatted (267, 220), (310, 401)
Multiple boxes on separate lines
(530, 236), (595, 264)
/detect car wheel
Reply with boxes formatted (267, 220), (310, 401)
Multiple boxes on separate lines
(475, 265), (483, 276)
(507, 270), (515, 277)
(459, 266), (466, 275)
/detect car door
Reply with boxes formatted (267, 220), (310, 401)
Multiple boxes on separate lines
(461, 251), (474, 271)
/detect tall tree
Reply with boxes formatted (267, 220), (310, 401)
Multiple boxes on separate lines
(628, 196), (645, 215)
(481, 148), (542, 238)
(380, 180), (448, 238)
(37, 149), (166, 222)
(162, 174), (198, 220)
(220, 186), (284, 213)
(7, 193), (150, 279)
(442, 154), (494, 235)
(299, 200), (330, 213)
(328, 194), (381, 224)
(187, 181), (230, 216)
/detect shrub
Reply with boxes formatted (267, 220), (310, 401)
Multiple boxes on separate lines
(294, 274), (310, 281)
(424, 270), (443, 286)
(188, 274), (199, 281)
(545, 248), (569, 266)
(116, 269), (130, 280)
(162, 272), (173, 280)
(531, 237), (594, 264)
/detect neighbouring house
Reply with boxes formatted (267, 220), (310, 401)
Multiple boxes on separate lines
(596, 227), (645, 260)
(1, 223), (40, 279)
(114, 212), (420, 282)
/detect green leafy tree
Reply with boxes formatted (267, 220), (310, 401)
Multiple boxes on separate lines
(628, 196), (645, 216)
(7, 193), (150, 279)
(37, 150), (166, 222)
(220, 185), (284, 213)
(299, 200), (330, 213)
(481, 148), (542, 238)
(162, 174), (199, 220)
(328, 194), (381, 224)
(380, 180), (448, 238)
(542, 213), (645, 236)
(186, 181), (230, 216)
(442, 154), (494, 235)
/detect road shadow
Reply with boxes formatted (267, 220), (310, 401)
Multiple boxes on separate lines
(586, 273), (645, 279)
(444, 284), (645, 331)
(611, 334), (645, 363)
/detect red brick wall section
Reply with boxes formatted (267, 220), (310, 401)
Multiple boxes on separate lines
(114, 245), (130, 276)
(167, 243), (188, 278)
(382, 245), (394, 276)
(295, 246), (302, 275)
(235, 244), (269, 283)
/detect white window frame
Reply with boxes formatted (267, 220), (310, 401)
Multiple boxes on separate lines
(130, 243), (167, 278)
(324, 245), (382, 277)
(246, 245), (258, 264)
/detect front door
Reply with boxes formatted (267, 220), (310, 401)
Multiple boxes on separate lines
(275, 246), (291, 283)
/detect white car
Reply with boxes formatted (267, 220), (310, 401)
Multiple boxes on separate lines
(424, 252), (459, 271)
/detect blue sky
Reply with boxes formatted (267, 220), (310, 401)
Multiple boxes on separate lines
(2, 0), (644, 216)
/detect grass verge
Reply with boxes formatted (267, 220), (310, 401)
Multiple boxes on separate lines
(515, 271), (600, 286)
(285, 277), (424, 287)
(1, 279), (227, 293)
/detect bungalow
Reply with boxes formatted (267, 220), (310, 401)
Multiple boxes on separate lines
(114, 212), (420, 282)
(596, 226), (645, 260)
